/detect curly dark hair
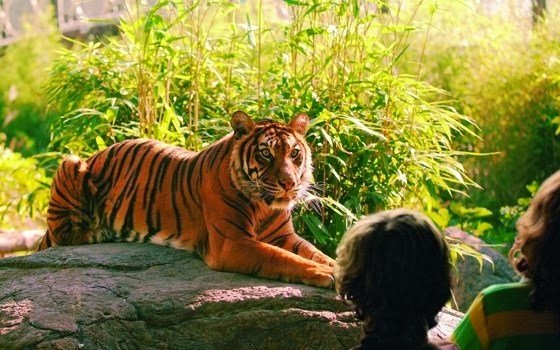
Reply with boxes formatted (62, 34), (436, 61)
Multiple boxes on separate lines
(509, 170), (560, 324)
(335, 209), (452, 349)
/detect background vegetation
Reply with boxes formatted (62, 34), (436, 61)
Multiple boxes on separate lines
(1, 0), (559, 260)
(411, 1), (560, 250)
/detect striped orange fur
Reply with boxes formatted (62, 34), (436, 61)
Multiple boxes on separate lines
(38, 111), (335, 288)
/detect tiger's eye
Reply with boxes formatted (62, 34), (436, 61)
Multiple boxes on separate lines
(260, 149), (271, 159)
(290, 149), (300, 159)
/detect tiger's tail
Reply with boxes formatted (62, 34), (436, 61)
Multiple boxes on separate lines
(38, 155), (99, 251)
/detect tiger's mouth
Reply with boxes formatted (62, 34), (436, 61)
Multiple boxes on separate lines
(260, 188), (299, 206)
(238, 176), (305, 207)
(276, 193), (295, 202)
(266, 194), (296, 209)
(275, 186), (300, 200)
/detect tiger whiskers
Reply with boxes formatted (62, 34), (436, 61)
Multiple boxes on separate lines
(298, 184), (323, 214)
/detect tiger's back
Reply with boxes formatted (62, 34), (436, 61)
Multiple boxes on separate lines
(42, 138), (219, 251)
(39, 111), (336, 288)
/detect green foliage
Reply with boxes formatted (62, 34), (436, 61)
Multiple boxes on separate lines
(425, 180), (539, 255)
(412, 1), (560, 213)
(488, 182), (538, 252)
(46, 1), (244, 156)
(0, 6), (62, 156)
(423, 193), (494, 269)
(427, 197), (495, 238)
(0, 135), (50, 229)
(44, 0), (480, 254)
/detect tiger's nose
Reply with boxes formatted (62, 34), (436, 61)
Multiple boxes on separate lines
(279, 179), (295, 191)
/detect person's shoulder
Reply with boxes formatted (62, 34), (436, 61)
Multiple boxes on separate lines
(476, 281), (532, 313)
(479, 281), (531, 297)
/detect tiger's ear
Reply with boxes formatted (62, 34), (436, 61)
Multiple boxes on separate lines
(288, 113), (310, 136)
(231, 111), (256, 139)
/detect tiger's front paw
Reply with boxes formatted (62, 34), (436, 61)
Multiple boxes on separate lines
(302, 264), (335, 289)
(311, 252), (336, 268)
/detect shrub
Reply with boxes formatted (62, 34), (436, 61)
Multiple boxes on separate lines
(0, 135), (50, 229)
(0, 6), (62, 156)
(45, 0), (480, 254)
(413, 1), (560, 214)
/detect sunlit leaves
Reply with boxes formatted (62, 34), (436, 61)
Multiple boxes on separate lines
(44, 0), (482, 255)
(0, 143), (50, 229)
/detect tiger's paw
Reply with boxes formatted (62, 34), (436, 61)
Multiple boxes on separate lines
(302, 264), (335, 289)
(311, 253), (336, 268)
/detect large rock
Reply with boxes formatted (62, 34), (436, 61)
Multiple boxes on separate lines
(0, 243), (462, 349)
(446, 227), (519, 311)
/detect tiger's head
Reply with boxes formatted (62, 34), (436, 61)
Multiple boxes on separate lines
(230, 111), (313, 210)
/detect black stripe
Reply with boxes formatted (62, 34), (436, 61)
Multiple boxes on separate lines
(207, 141), (224, 169)
(122, 144), (153, 199)
(144, 149), (165, 241)
(43, 231), (53, 247)
(260, 216), (290, 242)
(113, 141), (144, 181)
(46, 212), (70, 221)
(120, 190), (138, 241)
(196, 149), (210, 190)
(156, 155), (171, 190)
(87, 152), (101, 169)
(170, 162), (183, 237)
(94, 141), (126, 181)
(145, 152), (165, 235)
(256, 210), (281, 233)
(212, 224), (228, 239)
(195, 233), (209, 257)
(130, 230), (141, 243)
(52, 185), (80, 208)
(184, 158), (199, 207)
(142, 147), (166, 209)
(52, 221), (73, 238)
(108, 189), (125, 228)
(47, 202), (71, 211)
(268, 233), (290, 247)
(177, 160), (192, 212)
(222, 196), (254, 226)
(251, 260), (264, 275)
(292, 240), (303, 254)
(216, 139), (233, 166)
(224, 218), (253, 238)
(106, 144), (152, 228)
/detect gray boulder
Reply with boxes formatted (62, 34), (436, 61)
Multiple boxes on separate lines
(446, 227), (519, 311)
(0, 243), (462, 349)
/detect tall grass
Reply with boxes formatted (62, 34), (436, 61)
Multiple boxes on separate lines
(412, 1), (560, 214)
(0, 138), (50, 229)
(0, 6), (62, 155)
(45, 0), (480, 254)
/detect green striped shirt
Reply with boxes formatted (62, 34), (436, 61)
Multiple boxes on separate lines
(452, 282), (560, 350)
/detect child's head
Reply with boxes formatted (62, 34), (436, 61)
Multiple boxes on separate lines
(335, 209), (452, 344)
(509, 170), (560, 316)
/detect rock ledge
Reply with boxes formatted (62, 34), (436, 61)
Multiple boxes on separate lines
(0, 243), (461, 349)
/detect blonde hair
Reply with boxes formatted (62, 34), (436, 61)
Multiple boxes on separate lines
(509, 170), (560, 319)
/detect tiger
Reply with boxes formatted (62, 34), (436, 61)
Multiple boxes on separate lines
(38, 111), (335, 288)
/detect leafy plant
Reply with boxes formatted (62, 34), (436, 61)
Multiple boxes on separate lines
(411, 1), (560, 214)
(44, 0), (481, 255)
(0, 5), (62, 156)
(487, 181), (538, 253)
(423, 193), (493, 269)
(0, 135), (50, 229)
(425, 179), (539, 256)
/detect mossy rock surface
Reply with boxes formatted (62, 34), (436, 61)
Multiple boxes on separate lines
(0, 243), (461, 349)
